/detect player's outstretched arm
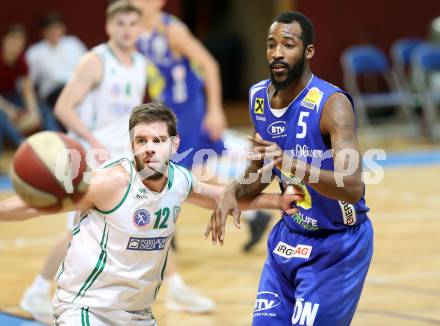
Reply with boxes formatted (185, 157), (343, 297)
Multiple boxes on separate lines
(197, 182), (304, 246)
(0, 192), (92, 222)
(54, 52), (104, 150)
(167, 22), (226, 140)
(187, 180), (292, 211)
(0, 165), (129, 222)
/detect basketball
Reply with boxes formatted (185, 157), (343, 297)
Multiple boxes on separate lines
(10, 131), (89, 210)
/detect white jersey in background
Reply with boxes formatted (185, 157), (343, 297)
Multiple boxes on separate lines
(54, 157), (193, 315)
(70, 44), (147, 157)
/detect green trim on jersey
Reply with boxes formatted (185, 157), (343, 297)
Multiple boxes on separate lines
(106, 42), (136, 65)
(73, 221), (109, 302)
(96, 159), (134, 214)
(71, 214), (89, 236)
(154, 246), (170, 299)
(56, 261), (65, 281)
(81, 307), (90, 326)
(174, 164), (193, 197)
(167, 163), (175, 190)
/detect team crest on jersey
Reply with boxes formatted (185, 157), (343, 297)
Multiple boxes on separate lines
(173, 206), (181, 223)
(301, 87), (323, 110)
(254, 97), (264, 115)
(133, 208), (151, 228)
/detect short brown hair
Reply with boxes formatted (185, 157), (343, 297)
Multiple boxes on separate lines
(129, 102), (177, 139)
(3, 23), (26, 40)
(106, 0), (142, 20)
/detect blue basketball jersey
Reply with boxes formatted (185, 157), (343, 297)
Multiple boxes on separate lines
(136, 13), (204, 114)
(249, 75), (370, 234)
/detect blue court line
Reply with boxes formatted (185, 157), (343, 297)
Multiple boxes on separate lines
(0, 174), (12, 191)
(0, 312), (45, 326)
(378, 151), (440, 168)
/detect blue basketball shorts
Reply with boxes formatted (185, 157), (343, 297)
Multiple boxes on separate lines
(252, 218), (373, 326)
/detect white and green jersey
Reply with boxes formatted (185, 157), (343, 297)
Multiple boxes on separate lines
(54, 157), (193, 311)
(69, 43), (147, 157)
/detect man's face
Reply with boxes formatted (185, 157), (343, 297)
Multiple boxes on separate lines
(107, 12), (141, 50)
(131, 121), (178, 180)
(43, 23), (65, 45)
(2, 32), (26, 59)
(266, 21), (309, 90)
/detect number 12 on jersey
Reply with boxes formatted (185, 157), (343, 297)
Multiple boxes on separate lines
(154, 208), (170, 229)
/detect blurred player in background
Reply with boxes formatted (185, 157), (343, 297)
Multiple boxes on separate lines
(20, 1), (147, 323)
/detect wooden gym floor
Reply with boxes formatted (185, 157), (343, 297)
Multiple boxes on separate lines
(0, 134), (440, 325)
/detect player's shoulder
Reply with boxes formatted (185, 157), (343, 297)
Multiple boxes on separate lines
(169, 162), (193, 193)
(92, 158), (132, 189)
(311, 75), (343, 94)
(164, 13), (189, 36)
(250, 79), (270, 90)
(25, 41), (46, 59)
(249, 79), (270, 102)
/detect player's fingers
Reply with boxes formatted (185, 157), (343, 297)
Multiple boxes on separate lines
(232, 209), (241, 229)
(257, 157), (283, 174)
(285, 207), (299, 215)
(204, 216), (214, 240)
(212, 209), (222, 246)
(247, 134), (275, 146)
(211, 216), (217, 245)
(218, 209), (229, 246)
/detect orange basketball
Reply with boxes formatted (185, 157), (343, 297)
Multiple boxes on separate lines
(11, 131), (90, 210)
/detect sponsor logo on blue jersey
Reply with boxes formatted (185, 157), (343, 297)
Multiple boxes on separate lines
(254, 97), (265, 115)
(292, 212), (319, 231)
(133, 208), (150, 227)
(254, 291), (281, 314)
(273, 241), (312, 259)
(267, 121), (287, 138)
(127, 235), (170, 251)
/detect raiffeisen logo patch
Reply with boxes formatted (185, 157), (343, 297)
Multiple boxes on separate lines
(254, 291), (281, 312)
(267, 121), (287, 138)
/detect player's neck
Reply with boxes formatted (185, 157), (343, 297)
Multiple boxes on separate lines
(270, 71), (312, 108)
(142, 175), (168, 193)
(107, 41), (133, 66)
(142, 11), (162, 32)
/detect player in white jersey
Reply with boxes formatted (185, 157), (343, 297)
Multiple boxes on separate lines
(0, 103), (302, 325)
(19, 2), (148, 323)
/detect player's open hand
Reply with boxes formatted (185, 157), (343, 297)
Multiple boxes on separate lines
(247, 133), (291, 172)
(204, 187), (241, 246)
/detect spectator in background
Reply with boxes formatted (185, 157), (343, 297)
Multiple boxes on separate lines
(26, 12), (86, 108)
(0, 24), (61, 155)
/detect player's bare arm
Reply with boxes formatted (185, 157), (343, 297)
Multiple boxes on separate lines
(167, 22), (226, 140)
(187, 179), (303, 245)
(250, 93), (364, 204)
(0, 165), (129, 222)
(54, 52), (104, 149)
(208, 132), (279, 244)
